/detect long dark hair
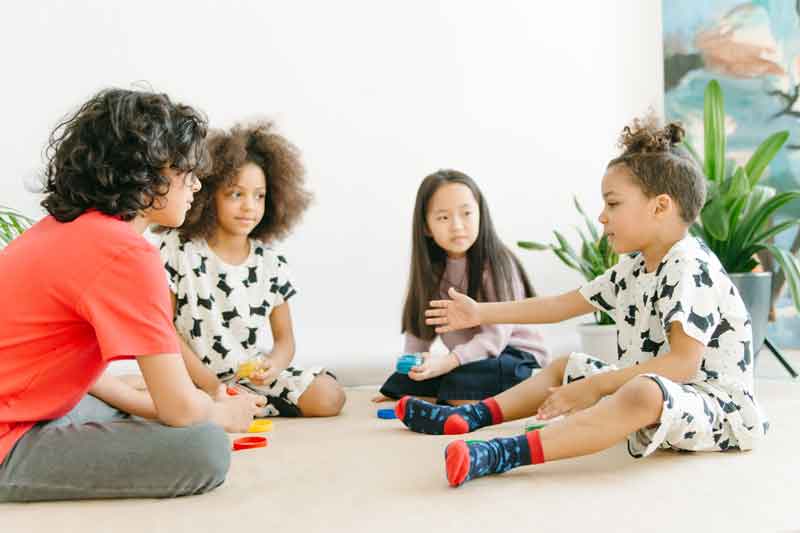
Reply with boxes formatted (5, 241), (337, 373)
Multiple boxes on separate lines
(41, 88), (210, 222)
(401, 169), (535, 340)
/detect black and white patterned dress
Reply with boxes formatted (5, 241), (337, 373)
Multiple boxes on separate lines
(577, 236), (767, 456)
(155, 230), (327, 416)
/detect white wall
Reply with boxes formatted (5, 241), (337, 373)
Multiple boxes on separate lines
(0, 1), (664, 384)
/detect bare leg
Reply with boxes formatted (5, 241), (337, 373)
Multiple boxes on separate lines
(492, 356), (569, 421)
(297, 374), (346, 417)
(539, 376), (663, 460)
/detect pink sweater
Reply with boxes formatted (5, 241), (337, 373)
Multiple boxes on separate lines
(404, 257), (550, 366)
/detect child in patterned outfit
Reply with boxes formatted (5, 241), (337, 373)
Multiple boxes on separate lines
(154, 121), (345, 417)
(396, 118), (768, 487)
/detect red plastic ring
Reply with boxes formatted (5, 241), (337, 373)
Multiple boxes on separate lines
(226, 386), (240, 396)
(232, 436), (268, 451)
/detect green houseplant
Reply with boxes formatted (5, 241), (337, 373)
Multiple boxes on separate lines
(518, 197), (619, 363)
(686, 79), (799, 354)
(0, 205), (33, 247)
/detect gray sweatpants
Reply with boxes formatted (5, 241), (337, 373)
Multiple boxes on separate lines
(0, 395), (231, 502)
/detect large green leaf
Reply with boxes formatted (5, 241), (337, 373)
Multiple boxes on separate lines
(721, 167), (749, 206)
(745, 131), (790, 187)
(752, 219), (800, 247)
(738, 191), (800, 250)
(700, 196), (729, 240)
(767, 244), (800, 313)
(517, 241), (550, 251)
(553, 230), (591, 272)
(704, 79), (726, 182)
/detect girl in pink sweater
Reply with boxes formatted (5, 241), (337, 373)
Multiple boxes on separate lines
(376, 170), (549, 405)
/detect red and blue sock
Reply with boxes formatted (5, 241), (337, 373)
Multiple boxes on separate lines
(395, 396), (504, 435)
(445, 430), (546, 487)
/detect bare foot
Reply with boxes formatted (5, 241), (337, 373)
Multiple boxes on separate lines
(371, 394), (393, 403)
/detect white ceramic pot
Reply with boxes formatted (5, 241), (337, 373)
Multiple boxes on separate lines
(576, 323), (618, 366)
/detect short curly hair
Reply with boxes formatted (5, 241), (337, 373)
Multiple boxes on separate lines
(608, 115), (706, 224)
(176, 120), (312, 243)
(41, 88), (210, 222)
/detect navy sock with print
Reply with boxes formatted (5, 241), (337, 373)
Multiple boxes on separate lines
(445, 430), (545, 487)
(394, 396), (503, 435)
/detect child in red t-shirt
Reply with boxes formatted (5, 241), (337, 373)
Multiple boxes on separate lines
(0, 89), (264, 502)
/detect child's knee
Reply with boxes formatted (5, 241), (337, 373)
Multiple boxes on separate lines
(545, 356), (570, 382)
(182, 423), (231, 491)
(299, 375), (346, 417)
(613, 377), (664, 420)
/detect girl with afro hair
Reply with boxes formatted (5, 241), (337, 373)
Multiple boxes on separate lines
(154, 121), (345, 418)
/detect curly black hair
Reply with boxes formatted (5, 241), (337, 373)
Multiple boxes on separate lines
(41, 88), (210, 222)
(175, 120), (312, 243)
(608, 115), (706, 224)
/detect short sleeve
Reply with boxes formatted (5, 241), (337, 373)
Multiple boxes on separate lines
(77, 245), (180, 360)
(579, 261), (627, 314)
(153, 230), (182, 294)
(656, 257), (721, 346)
(270, 252), (297, 306)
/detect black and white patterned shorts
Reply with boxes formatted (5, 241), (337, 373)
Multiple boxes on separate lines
(564, 353), (747, 457)
(227, 366), (335, 417)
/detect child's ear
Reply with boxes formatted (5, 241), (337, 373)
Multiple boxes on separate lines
(654, 194), (673, 217)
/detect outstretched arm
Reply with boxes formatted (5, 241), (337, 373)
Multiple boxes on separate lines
(426, 288), (594, 333)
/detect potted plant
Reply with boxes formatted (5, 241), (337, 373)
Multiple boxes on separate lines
(686, 79), (799, 357)
(518, 197), (619, 364)
(0, 205), (33, 248)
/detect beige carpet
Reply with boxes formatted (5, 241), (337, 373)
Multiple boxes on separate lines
(5, 353), (800, 533)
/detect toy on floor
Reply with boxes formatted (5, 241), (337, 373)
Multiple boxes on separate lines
(377, 408), (397, 419)
(232, 436), (268, 451)
(396, 353), (423, 374)
(524, 415), (563, 432)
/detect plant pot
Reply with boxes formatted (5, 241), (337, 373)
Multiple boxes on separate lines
(729, 272), (772, 357)
(577, 323), (618, 365)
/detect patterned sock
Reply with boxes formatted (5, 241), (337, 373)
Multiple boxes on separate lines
(445, 430), (545, 487)
(394, 396), (503, 435)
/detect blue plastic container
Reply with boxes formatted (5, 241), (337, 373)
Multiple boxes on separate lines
(396, 353), (423, 374)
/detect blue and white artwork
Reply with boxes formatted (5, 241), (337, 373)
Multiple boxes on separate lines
(664, 0), (800, 347)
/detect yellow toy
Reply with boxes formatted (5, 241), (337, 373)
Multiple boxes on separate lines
(236, 354), (268, 380)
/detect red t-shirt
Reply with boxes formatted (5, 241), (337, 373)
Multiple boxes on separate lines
(0, 211), (179, 462)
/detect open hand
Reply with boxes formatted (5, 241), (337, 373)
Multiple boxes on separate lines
(425, 287), (480, 333)
(537, 379), (602, 420)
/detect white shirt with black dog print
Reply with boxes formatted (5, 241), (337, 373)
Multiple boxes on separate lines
(579, 235), (767, 449)
(155, 229), (296, 378)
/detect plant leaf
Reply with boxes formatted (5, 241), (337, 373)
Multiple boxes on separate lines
(573, 197), (600, 241)
(700, 196), (729, 240)
(704, 79), (726, 182)
(745, 131), (790, 188)
(517, 241), (550, 251)
(767, 244), (800, 313)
